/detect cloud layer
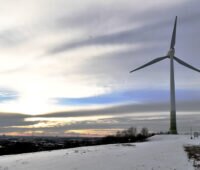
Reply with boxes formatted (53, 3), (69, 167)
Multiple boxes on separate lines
(0, 0), (199, 135)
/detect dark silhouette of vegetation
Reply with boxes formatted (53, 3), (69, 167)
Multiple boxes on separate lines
(184, 145), (200, 168)
(0, 127), (153, 156)
(101, 127), (152, 144)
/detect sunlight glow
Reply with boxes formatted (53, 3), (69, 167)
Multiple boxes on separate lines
(65, 129), (122, 137)
(9, 115), (113, 128)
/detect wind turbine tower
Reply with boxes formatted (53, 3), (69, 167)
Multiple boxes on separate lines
(130, 16), (200, 134)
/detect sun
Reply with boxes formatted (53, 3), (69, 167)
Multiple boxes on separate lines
(0, 94), (55, 115)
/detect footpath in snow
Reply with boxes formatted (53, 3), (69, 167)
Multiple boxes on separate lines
(0, 135), (197, 170)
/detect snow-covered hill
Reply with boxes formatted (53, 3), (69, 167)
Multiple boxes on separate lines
(0, 135), (196, 170)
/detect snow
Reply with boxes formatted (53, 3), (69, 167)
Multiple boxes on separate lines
(0, 135), (197, 170)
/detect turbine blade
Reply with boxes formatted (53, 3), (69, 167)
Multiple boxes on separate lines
(170, 16), (177, 49)
(130, 56), (169, 73)
(174, 56), (200, 73)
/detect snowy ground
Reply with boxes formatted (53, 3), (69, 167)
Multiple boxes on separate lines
(0, 135), (198, 170)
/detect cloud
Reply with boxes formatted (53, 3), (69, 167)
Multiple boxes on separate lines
(48, 15), (172, 54)
(55, 88), (200, 107)
(47, 0), (200, 54)
(0, 0), (199, 135)
(1, 109), (200, 136)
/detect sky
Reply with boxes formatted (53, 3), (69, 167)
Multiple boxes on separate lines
(0, 0), (200, 136)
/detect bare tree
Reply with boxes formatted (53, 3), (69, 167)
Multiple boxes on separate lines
(141, 127), (149, 137)
(127, 127), (137, 137)
(115, 127), (137, 137)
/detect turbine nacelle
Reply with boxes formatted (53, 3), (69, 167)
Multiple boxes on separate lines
(167, 48), (175, 57)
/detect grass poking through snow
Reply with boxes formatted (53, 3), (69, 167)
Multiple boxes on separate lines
(184, 145), (200, 169)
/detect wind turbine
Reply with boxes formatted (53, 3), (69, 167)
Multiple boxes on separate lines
(130, 16), (200, 134)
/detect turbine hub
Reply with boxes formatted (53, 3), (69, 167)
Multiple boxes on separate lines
(167, 48), (175, 57)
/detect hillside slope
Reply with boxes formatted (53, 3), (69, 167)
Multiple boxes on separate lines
(0, 135), (195, 170)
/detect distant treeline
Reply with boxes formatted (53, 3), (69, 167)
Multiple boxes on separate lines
(0, 127), (153, 156)
(101, 127), (152, 144)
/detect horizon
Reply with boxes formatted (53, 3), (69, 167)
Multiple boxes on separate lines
(0, 0), (200, 136)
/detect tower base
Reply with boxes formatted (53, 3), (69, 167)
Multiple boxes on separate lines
(169, 129), (178, 134)
(170, 110), (177, 134)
